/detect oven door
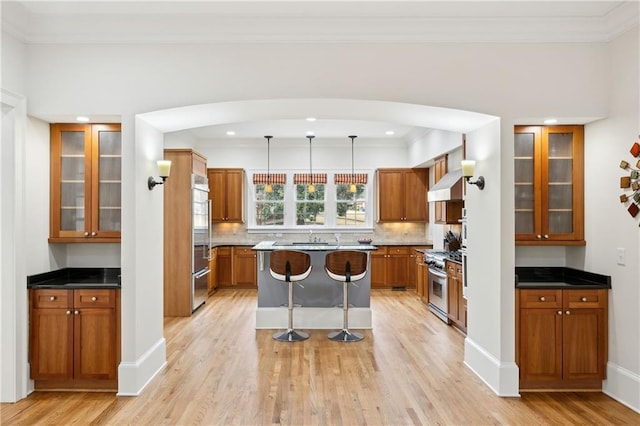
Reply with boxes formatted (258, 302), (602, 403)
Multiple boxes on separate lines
(428, 267), (450, 324)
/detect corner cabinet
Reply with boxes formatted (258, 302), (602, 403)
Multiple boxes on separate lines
(29, 288), (120, 391)
(49, 123), (122, 243)
(376, 168), (428, 222)
(514, 125), (585, 245)
(207, 168), (244, 223)
(516, 288), (607, 390)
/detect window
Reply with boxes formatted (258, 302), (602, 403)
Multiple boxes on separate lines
(253, 173), (286, 226)
(336, 184), (366, 226)
(295, 184), (325, 225)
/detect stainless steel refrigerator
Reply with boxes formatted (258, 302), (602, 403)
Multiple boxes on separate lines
(191, 174), (211, 311)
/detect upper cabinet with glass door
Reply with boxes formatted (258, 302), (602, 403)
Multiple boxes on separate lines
(49, 123), (122, 243)
(514, 125), (585, 245)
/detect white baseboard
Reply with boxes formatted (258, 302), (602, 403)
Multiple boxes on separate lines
(117, 337), (167, 396)
(256, 307), (372, 329)
(464, 337), (520, 397)
(603, 362), (640, 413)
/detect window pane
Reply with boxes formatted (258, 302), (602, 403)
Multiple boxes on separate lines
(336, 184), (366, 226)
(296, 184), (325, 225)
(255, 184), (284, 226)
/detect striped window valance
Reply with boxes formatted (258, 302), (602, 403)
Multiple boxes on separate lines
(293, 173), (327, 185)
(253, 173), (286, 185)
(334, 173), (368, 185)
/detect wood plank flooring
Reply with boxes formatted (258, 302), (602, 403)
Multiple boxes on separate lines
(2, 289), (638, 425)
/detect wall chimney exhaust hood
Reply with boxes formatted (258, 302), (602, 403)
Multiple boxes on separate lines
(427, 168), (463, 202)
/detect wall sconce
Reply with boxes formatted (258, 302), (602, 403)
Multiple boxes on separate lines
(148, 160), (172, 190)
(461, 160), (485, 190)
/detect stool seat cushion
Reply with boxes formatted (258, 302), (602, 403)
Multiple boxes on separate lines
(325, 251), (368, 282)
(270, 250), (312, 282)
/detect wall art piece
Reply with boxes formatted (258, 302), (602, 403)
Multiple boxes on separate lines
(620, 135), (640, 226)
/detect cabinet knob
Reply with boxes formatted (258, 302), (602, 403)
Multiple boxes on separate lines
(544, 234), (549, 239)
(49, 296), (56, 301)
(91, 296), (97, 302)
(565, 310), (570, 315)
(539, 296), (545, 302)
(536, 235), (542, 239)
(84, 232), (90, 237)
(557, 310), (563, 315)
(66, 310), (71, 315)
(91, 232), (97, 236)
(581, 297), (587, 302)
(74, 310), (79, 315)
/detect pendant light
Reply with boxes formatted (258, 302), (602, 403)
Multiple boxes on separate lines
(307, 135), (315, 193)
(264, 135), (273, 193)
(349, 135), (358, 193)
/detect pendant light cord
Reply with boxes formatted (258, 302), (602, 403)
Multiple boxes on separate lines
(349, 135), (357, 184)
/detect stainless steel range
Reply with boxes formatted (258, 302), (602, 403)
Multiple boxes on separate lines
(424, 250), (460, 324)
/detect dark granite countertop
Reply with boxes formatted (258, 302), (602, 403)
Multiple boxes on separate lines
(28, 268), (121, 289)
(515, 266), (611, 289)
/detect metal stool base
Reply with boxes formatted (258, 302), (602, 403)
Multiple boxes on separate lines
(273, 329), (309, 342)
(328, 329), (363, 342)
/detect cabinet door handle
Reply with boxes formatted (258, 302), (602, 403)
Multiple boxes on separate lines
(74, 310), (79, 315)
(544, 234), (549, 239)
(565, 310), (570, 315)
(91, 232), (97, 236)
(581, 297), (587, 302)
(66, 310), (71, 315)
(91, 296), (97, 302)
(84, 232), (89, 237)
(539, 296), (545, 302)
(49, 296), (56, 301)
(557, 310), (563, 315)
(536, 235), (542, 239)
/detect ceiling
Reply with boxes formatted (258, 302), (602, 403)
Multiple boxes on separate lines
(3, 1), (637, 145)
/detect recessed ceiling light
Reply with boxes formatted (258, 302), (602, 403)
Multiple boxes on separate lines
(385, 130), (395, 136)
(306, 117), (316, 122)
(306, 131), (315, 136)
(226, 131), (236, 136)
(76, 116), (90, 122)
(543, 118), (558, 124)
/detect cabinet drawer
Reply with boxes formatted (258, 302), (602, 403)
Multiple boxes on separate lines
(387, 246), (409, 255)
(217, 246), (231, 256)
(32, 289), (73, 308)
(563, 289), (607, 309)
(74, 289), (116, 308)
(519, 289), (562, 308)
(234, 247), (255, 256)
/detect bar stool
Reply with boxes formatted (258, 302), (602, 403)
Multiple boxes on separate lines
(325, 250), (368, 342)
(269, 250), (312, 342)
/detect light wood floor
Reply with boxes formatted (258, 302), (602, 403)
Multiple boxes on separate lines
(2, 289), (638, 425)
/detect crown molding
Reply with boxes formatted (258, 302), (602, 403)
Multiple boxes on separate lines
(2, 1), (637, 45)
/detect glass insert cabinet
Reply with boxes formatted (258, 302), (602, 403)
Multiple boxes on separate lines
(50, 123), (122, 242)
(514, 125), (585, 245)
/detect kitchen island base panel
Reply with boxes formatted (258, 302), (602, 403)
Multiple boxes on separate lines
(256, 307), (372, 329)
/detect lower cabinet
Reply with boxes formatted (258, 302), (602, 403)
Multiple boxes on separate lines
(216, 246), (257, 289)
(208, 247), (218, 294)
(517, 288), (608, 390)
(446, 260), (466, 333)
(370, 246), (409, 288)
(416, 258), (428, 305)
(30, 288), (120, 390)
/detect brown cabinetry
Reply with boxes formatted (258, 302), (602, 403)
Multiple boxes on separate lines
(49, 123), (122, 243)
(446, 260), (466, 333)
(208, 168), (244, 223)
(215, 246), (257, 288)
(415, 254), (428, 305)
(433, 155), (464, 225)
(376, 169), (428, 222)
(163, 149), (208, 317)
(514, 126), (585, 245)
(517, 288), (607, 390)
(370, 246), (412, 288)
(29, 288), (119, 390)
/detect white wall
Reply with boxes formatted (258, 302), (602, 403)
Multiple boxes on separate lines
(2, 25), (639, 405)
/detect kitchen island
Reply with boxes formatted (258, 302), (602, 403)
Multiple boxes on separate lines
(252, 241), (377, 330)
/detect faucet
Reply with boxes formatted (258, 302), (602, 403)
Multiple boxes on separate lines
(334, 233), (340, 245)
(309, 230), (313, 242)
